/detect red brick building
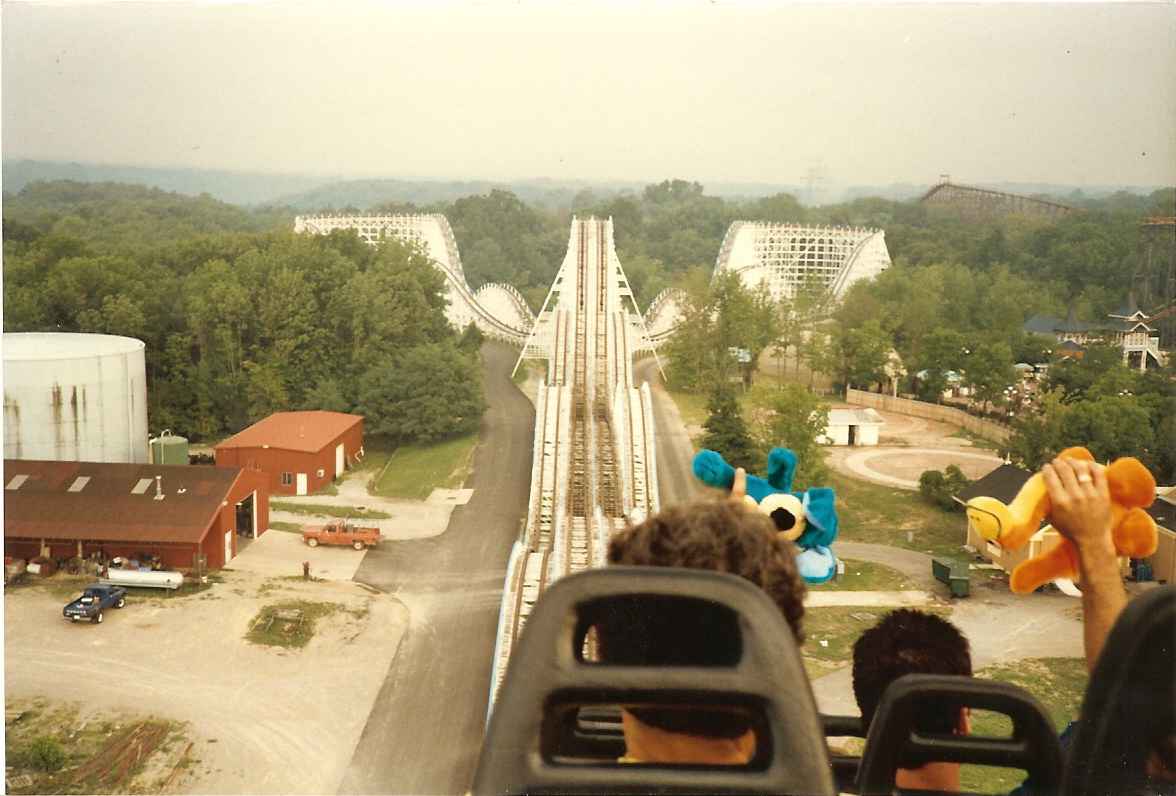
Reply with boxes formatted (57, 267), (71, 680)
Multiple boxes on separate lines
(214, 411), (364, 496)
(3, 460), (270, 570)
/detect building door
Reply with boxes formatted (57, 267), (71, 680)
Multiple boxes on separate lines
(224, 530), (233, 565)
(236, 492), (257, 539)
(335, 443), (345, 478)
(296, 473), (308, 495)
(848, 425), (857, 446)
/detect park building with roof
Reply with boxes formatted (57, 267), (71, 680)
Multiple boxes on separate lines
(1023, 293), (1166, 371)
(3, 460), (269, 571)
(214, 411), (364, 496)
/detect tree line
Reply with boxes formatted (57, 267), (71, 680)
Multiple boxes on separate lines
(3, 181), (484, 445)
(655, 184), (1175, 483)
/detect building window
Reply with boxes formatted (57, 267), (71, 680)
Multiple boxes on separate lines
(317, 468), (326, 478)
(281, 472), (294, 486)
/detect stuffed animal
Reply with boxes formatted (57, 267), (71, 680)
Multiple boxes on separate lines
(693, 447), (839, 584)
(965, 446), (1158, 594)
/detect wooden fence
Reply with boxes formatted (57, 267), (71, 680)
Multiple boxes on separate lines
(845, 388), (1012, 444)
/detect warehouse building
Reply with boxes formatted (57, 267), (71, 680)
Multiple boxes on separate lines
(3, 460), (269, 570)
(214, 411), (364, 496)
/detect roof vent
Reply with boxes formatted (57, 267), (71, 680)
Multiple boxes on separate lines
(154, 475), (165, 501)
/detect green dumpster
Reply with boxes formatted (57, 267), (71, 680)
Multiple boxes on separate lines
(932, 557), (970, 598)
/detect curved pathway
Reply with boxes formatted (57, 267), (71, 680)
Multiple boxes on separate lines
(839, 447), (1004, 490)
(836, 542), (937, 589)
(338, 342), (534, 795)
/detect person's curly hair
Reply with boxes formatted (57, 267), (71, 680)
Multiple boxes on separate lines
(599, 500), (808, 739)
(607, 500), (807, 643)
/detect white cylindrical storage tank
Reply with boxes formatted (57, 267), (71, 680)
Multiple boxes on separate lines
(3, 333), (149, 463)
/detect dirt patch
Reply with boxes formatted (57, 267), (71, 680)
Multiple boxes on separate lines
(869, 451), (1003, 481)
(4, 699), (191, 795)
(4, 570), (408, 794)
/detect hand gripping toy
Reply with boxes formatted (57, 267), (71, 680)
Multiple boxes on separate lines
(693, 447), (839, 584)
(965, 446), (1158, 594)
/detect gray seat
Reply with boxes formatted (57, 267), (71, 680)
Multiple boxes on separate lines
(856, 674), (1064, 796)
(473, 566), (835, 795)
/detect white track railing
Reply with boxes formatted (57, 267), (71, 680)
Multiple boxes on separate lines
(488, 218), (661, 712)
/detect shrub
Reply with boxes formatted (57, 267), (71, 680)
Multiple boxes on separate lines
(919, 465), (971, 512)
(26, 736), (67, 772)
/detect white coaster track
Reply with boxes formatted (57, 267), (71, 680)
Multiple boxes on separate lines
(294, 213), (535, 343)
(489, 218), (661, 711)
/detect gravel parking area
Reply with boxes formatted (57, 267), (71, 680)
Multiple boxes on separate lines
(227, 530), (368, 582)
(4, 571), (407, 794)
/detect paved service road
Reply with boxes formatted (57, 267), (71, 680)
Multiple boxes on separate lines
(339, 342), (534, 795)
(635, 358), (702, 509)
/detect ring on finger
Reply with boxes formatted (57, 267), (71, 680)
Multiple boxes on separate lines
(1077, 473), (1093, 484)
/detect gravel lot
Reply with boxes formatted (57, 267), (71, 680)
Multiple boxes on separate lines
(4, 568), (407, 794)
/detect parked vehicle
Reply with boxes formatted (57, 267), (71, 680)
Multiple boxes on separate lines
(302, 520), (381, 550)
(63, 584), (127, 624)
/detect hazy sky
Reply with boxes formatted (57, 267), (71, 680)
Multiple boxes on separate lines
(3, 1), (1174, 187)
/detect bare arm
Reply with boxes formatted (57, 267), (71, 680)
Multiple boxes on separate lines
(1042, 457), (1127, 673)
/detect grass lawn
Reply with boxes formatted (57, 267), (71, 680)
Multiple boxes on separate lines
(666, 389), (710, 439)
(829, 471), (972, 562)
(269, 521), (303, 533)
(514, 358), (545, 385)
(270, 501), (391, 520)
(949, 428), (1002, 451)
(810, 559), (915, 591)
(961, 657), (1087, 794)
(371, 432), (478, 499)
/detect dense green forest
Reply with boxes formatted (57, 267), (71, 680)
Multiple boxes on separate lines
(2, 181), (483, 444)
(655, 184), (1175, 482)
(4, 178), (1173, 477)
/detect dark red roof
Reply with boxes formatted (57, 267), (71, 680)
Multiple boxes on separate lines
(3, 460), (240, 544)
(215, 411), (363, 454)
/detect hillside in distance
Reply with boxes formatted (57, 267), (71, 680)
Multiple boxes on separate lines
(2, 159), (337, 207)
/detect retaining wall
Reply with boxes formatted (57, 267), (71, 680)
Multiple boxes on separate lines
(846, 388), (1011, 444)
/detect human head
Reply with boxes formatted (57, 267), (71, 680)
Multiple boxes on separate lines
(852, 609), (972, 733)
(599, 500), (807, 741)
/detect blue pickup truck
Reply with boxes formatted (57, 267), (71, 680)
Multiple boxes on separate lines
(62, 584), (127, 624)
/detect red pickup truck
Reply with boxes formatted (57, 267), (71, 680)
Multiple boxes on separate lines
(302, 520), (382, 550)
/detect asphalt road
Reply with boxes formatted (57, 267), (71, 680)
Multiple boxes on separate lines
(634, 358), (702, 509)
(339, 341), (534, 795)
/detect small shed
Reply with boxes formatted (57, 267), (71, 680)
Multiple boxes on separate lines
(215, 411), (364, 496)
(821, 408), (884, 446)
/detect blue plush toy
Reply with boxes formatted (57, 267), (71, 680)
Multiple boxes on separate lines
(693, 447), (839, 584)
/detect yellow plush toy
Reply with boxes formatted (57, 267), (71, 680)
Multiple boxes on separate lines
(965, 446), (1158, 594)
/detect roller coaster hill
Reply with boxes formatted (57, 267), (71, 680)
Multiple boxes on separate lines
(293, 212), (1174, 795)
(293, 211), (898, 712)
